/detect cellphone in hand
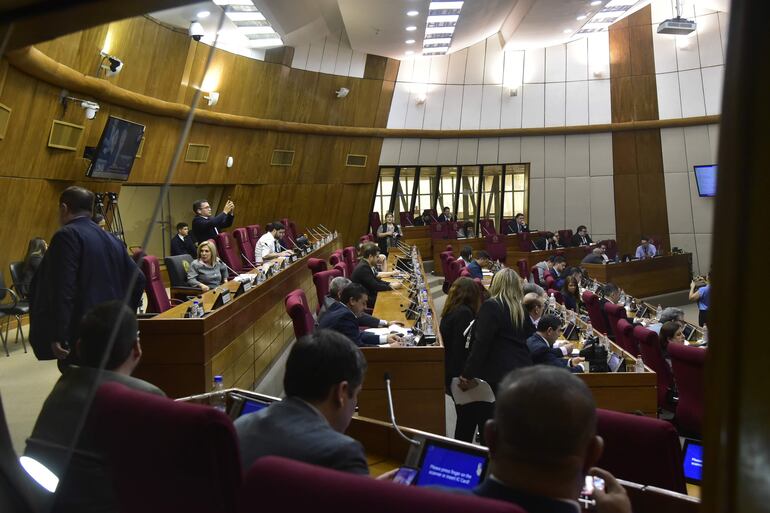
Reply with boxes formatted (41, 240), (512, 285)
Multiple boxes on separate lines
(393, 467), (418, 485)
(579, 475), (605, 509)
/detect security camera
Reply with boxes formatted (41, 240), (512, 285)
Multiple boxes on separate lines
(80, 100), (100, 120)
(103, 56), (123, 77)
(335, 87), (350, 98)
(189, 21), (205, 41)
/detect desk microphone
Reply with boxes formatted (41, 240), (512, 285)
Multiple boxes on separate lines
(318, 224), (333, 236)
(240, 252), (259, 269)
(383, 372), (420, 446)
(400, 305), (422, 320)
(221, 259), (244, 278)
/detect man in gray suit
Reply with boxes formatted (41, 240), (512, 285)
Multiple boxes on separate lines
(235, 329), (369, 474)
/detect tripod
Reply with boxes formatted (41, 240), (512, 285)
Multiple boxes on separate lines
(95, 192), (126, 243)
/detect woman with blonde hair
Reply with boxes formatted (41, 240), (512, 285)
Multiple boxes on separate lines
(186, 240), (228, 292)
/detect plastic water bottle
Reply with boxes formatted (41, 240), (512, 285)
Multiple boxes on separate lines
(549, 293), (556, 310)
(655, 305), (663, 321)
(634, 355), (645, 373)
(192, 300), (201, 318)
(211, 375), (226, 412)
(585, 322), (593, 339)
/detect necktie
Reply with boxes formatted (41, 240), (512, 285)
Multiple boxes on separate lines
(275, 241), (280, 252)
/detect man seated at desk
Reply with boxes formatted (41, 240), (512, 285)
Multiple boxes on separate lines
(412, 210), (434, 226)
(235, 330), (370, 475)
(438, 206), (454, 223)
(466, 250), (492, 279)
(526, 314), (585, 373)
(170, 222), (197, 258)
(646, 307), (685, 334)
(571, 225), (594, 247)
(535, 232), (561, 251)
(635, 236), (657, 259)
(255, 222), (294, 263)
(470, 367), (630, 513)
(532, 255), (555, 284)
(318, 284), (402, 347)
(351, 243), (401, 308)
(25, 301), (165, 513)
(550, 256), (568, 289)
(582, 246), (607, 264)
(523, 292), (544, 338)
(318, 277), (390, 329)
(508, 213), (529, 234)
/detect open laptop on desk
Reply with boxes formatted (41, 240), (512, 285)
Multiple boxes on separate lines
(228, 392), (280, 419)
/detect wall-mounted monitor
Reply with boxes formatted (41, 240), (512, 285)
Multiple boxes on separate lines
(86, 116), (145, 180)
(694, 165), (717, 197)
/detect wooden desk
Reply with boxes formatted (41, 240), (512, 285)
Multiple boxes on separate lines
(134, 239), (340, 398)
(401, 226), (432, 258)
(582, 254), (692, 297)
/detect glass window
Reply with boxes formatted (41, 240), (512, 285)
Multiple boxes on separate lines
(375, 168), (396, 218)
(414, 167), (438, 216)
(395, 167), (416, 217)
(504, 164), (528, 221)
(480, 165), (503, 228)
(457, 166), (480, 224)
(439, 167), (458, 214)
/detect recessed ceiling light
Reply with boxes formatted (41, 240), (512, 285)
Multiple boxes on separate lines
(405, 50), (414, 55)
(590, 0), (602, 5)
(197, 10), (211, 19)
(407, 10), (419, 16)
(577, 15), (587, 20)
(405, 39), (416, 44)
(563, 29), (572, 33)
(406, 25), (417, 31)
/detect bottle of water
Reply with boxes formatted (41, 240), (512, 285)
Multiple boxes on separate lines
(192, 300), (201, 318)
(634, 355), (645, 373)
(211, 375), (226, 411)
(549, 293), (556, 310)
(425, 309), (434, 336)
(585, 322), (593, 339)
(655, 305), (663, 321)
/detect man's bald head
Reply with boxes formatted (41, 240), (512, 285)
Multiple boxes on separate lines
(523, 292), (544, 315)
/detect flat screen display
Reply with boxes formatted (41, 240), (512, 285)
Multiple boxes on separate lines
(87, 116), (145, 180)
(694, 165), (717, 197)
(683, 440), (703, 483)
(415, 442), (487, 490)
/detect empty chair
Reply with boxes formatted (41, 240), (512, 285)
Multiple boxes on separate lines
(634, 325), (676, 411)
(517, 232), (535, 252)
(582, 291), (609, 334)
(0, 272), (28, 356)
(369, 212), (381, 234)
(558, 229), (574, 246)
(232, 227), (257, 268)
(140, 255), (177, 314)
(668, 343), (706, 438)
(448, 259), (464, 287)
(307, 258), (327, 276)
(285, 290), (315, 339)
(615, 318), (638, 355)
(399, 212), (414, 227)
(603, 302), (627, 340)
(333, 262), (347, 277)
(215, 232), (243, 277)
(444, 256), (457, 284)
(92, 381), (241, 513)
(429, 222), (449, 240)
(8, 261), (28, 300)
(516, 259), (529, 282)
(164, 254), (201, 301)
(500, 218), (515, 235)
(479, 219), (496, 236)
(544, 274), (556, 290)
(342, 247), (357, 275)
(439, 250), (454, 292)
(245, 224), (263, 249)
(280, 218), (297, 245)
(484, 234), (506, 263)
(595, 408), (686, 493)
(239, 455), (524, 513)
(546, 289), (564, 304)
(312, 269), (343, 314)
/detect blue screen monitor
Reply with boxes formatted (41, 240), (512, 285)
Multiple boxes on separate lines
(694, 165), (717, 197)
(415, 441), (488, 490)
(240, 399), (269, 416)
(87, 116), (145, 180)
(683, 439), (703, 484)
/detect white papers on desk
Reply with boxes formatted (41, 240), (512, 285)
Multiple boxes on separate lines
(364, 324), (411, 336)
(482, 271), (493, 276)
(450, 378), (495, 405)
(233, 275), (255, 283)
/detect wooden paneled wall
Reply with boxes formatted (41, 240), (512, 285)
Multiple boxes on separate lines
(608, 6), (670, 255)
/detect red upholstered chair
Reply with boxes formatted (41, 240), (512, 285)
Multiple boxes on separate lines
(430, 222), (449, 239)
(285, 290), (315, 339)
(603, 302), (627, 339)
(598, 239), (618, 260)
(280, 218), (297, 243)
(399, 212), (414, 226)
(634, 325), (676, 410)
(649, 236), (665, 255)
(484, 234), (506, 263)
(615, 318), (638, 355)
(333, 262), (347, 277)
(595, 408), (686, 493)
(459, 267), (472, 278)
(369, 212), (381, 234)
(239, 456), (524, 513)
(342, 247), (357, 274)
(312, 269), (343, 314)
(544, 274), (556, 290)
(516, 259), (529, 281)
(216, 232), (244, 277)
(428, 208), (439, 220)
(448, 259), (464, 286)
(246, 224), (263, 248)
(359, 234), (375, 245)
(668, 343), (705, 438)
(479, 219), (497, 236)
(92, 381), (241, 513)
(307, 258), (327, 276)
(582, 291), (609, 334)
(546, 289), (564, 305)
(232, 227), (257, 268)
(439, 250), (454, 292)
(531, 265), (543, 286)
(140, 255), (174, 314)
(500, 218), (514, 235)
(444, 256), (456, 283)
(517, 232), (534, 251)
(558, 229), (574, 246)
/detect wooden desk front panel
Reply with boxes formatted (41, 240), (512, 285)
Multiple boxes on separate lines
(509, 246), (592, 270)
(401, 226), (432, 258)
(135, 241), (339, 398)
(583, 254), (691, 297)
(580, 372), (658, 416)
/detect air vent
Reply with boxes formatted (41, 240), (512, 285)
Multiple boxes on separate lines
(0, 103), (11, 140)
(135, 136), (145, 158)
(271, 149), (295, 166)
(48, 120), (84, 151)
(185, 143), (210, 163)
(346, 154), (368, 167)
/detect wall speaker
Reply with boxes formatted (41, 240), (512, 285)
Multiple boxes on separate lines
(271, 149), (295, 166)
(48, 120), (84, 151)
(345, 154), (368, 167)
(185, 143), (210, 163)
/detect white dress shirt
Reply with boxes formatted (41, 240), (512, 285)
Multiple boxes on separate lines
(255, 232), (277, 263)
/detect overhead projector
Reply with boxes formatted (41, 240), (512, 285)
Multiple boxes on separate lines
(657, 16), (697, 35)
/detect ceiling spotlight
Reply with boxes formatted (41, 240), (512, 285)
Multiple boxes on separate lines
(406, 26), (417, 31)
(204, 91), (220, 106)
(590, 0), (602, 5)
(197, 10), (210, 19)
(577, 15), (587, 20)
(189, 21), (205, 41)
(407, 10), (419, 16)
(336, 87), (350, 98)
(405, 39), (415, 44)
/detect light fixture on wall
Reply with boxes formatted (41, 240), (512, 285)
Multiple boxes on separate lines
(59, 89), (100, 119)
(204, 91), (220, 106)
(504, 85), (519, 97)
(97, 51), (123, 77)
(336, 87), (350, 98)
(415, 94), (426, 105)
(592, 70), (604, 78)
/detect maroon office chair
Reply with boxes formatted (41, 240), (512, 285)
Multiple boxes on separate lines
(596, 408), (686, 493)
(399, 212), (414, 227)
(312, 269), (343, 314)
(332, 262), (347, 277)
(479, 219), (497, 236)
(280, 218), (297, 243)
(500, 218), (514, 235)
(285, 290), (315, 339)
(359, 234), (375, 245)
(448, 259), (465, 287)
(484, 234), (506, 263)
(439, 250), (454, 292)
(558, 229), (574, 246)
(615, 318), (638, 355)
(603, 302), (627, 340)
(232, 227), (257, 268)
(459, 267), (472, 278)
(216, 232), (243, 278)
(668, 343), (706, 438)
(140, 255), (175, 314)
(430, 221), (449, 240)
(516, 259), (529, 281)
(598, 239), (618, 260)
(634, 325), (676, 411)
(343, 247), (357, 272)
(444, 256), (457, 284)
(329, 251), (344, 272)
(517, 232), (534, 251)
(544, 274), (556, 290)
(546, 289), (564, 305)
(92, 382), (241, 513)
(531, 265), (544, 286)
(238, 456), (525, 513)
(648, 236), (665, 255)
(245, 224), (263, 248)
(307, 258), (327, 276)
(369, 212), (381, 234)
(582, 291), (609, 334)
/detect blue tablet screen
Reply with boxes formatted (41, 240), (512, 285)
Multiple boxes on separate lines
(683, 441), (703, 482)
(415, 443), (487, 490)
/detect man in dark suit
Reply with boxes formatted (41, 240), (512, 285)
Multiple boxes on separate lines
(170, 222), (197, 258)
(571, 225), (594, 246)
(535, 232), (561, 251)
(526, 315), (584, 372)
(508, 213), (529, 234)
(598, 282), (621, 338)
(437, 207), (454, 223)
(412, 210), (433, 226)
(350, 243), (401, 308)
(317, 277), (388, 328)
(472, 367), (631, 513)
(466, 250), (491, 279)
(522, 293), (544, 338)
(234, 330), (371, 475)
(550, 256), (568, 289)
(191, 198), (234, 243)
(581, 247), (606, 264)
(29, 187), (145, 369)
(318, 284), (401, 347)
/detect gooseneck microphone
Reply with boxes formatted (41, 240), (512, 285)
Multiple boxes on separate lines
(383, 372), (420, 446)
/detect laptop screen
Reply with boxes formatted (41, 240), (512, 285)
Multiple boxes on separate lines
(682, 324), (696, 341)
(682, 440), (703, 484)
(240, 398), (270, 417)
(415, 441), (487, 490)
(607, 352), (623, 372)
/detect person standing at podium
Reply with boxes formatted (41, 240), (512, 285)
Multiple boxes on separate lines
(191, 198), (234, 243)
(634, 236), (657, 259)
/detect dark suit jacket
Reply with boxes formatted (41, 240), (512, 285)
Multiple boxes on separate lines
(20, 254), (43, 299)
(234, 397), (368, 475)
(508, 222), (529, 234)
(466, 260), (483, 279)
(317, 301), (379, 347)
(463, 299), (532, 393)
(317, 296), (381, 328)
(437, 213), (453, 223)
(350, 260), (392, 308)
(526, 333), (581, 373)
(535, 238), (560, 251)
(473, 478), (581, 513)
(440, 304), (475, 394)
(550, 268), (566, 290)
(170, 234), (197, 258)
(191, 212), (234, 243)
(523, 316), (538, 339)
(571, 233), (594, 246)
(29, 217), (145, 361)
(581, 253), (604, 264)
